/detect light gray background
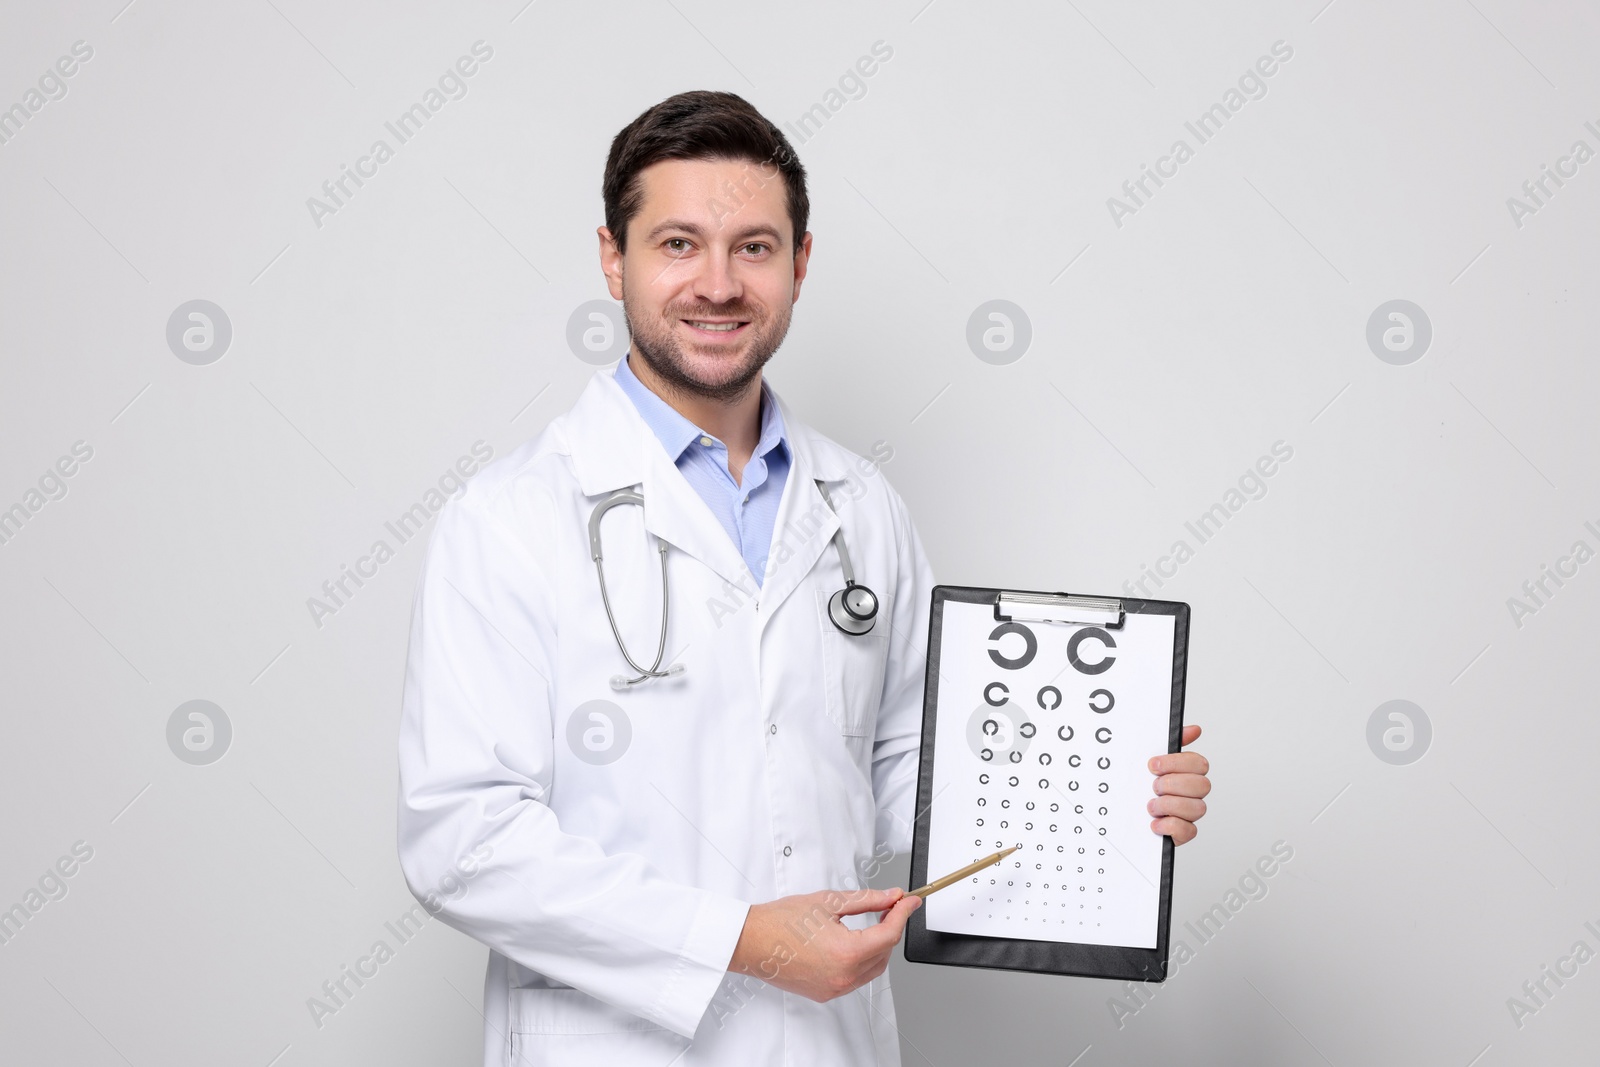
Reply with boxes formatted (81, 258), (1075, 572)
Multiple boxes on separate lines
(2, 0), (1596, 1064)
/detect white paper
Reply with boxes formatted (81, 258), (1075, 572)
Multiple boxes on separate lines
(922, 599), (1175, 948)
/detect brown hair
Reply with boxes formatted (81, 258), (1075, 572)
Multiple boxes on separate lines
(602, 90), (808, 254)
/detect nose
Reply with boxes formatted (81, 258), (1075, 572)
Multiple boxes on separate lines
(690, 246), (743, 306)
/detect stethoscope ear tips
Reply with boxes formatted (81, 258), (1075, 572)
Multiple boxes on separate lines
(829, 582), (879, 635)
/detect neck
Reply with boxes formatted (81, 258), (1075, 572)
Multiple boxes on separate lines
(628, 350), (764, 472)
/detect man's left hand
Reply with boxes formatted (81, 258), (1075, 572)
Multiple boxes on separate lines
(1147, 724), (1209, 845)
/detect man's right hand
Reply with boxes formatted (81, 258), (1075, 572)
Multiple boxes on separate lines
(728, 888), (921, 1002)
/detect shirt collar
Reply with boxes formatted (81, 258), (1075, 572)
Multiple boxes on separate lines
(614, 352), (789, 465)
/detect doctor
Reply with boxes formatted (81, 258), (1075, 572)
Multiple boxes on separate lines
(396, 90), (1211, 1066)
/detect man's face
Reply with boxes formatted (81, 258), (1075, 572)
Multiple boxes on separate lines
(600, 156), (811, 403)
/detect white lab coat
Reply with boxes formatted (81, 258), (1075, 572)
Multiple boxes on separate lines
(396, 364), (935, 1066)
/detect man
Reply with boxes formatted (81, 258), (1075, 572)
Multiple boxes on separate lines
(396, 90), (1210, 1066)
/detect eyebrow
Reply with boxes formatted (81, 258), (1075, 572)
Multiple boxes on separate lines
(643, 218), (786, 246)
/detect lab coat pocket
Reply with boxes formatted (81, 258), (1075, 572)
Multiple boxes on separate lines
(814, 587), (893, 738)
(506, 986), (687, 1066)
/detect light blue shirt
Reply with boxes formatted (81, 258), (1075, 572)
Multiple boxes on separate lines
(613, 354), (791, 587)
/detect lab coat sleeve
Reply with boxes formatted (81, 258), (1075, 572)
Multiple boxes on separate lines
(870, 479), (937, 857)
(395, 486), (751, 1041)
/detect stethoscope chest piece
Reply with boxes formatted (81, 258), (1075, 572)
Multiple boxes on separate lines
(828, 581), (879, 635)
(815, 478), (879, 636)
(589, 476), (881, 687)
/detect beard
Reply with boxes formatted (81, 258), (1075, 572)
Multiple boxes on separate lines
(620, 283), (793, 404)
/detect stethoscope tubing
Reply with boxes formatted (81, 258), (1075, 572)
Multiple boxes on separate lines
(589, 478), (878, 686)
(589, 488), (676, 684)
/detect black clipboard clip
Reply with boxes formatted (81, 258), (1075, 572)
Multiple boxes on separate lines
(992, 590), (1126, 630)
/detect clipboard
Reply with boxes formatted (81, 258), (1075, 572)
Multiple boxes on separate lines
(903, 585), (1190, 983)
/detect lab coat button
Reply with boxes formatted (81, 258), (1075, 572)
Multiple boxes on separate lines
(770, 723), (777, 734)
(783, 845), (793, 857)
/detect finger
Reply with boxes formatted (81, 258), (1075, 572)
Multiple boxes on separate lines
(853, 893), (921, 952)
(1147, 795), (1206, 822)
(831, 951), (892, 1001)
(851, 946), (894, 990)
(1151, 816), (1198, 845)
(1180, 724), (1201, 747)
(1152, 772), (1210, 799)
(828, 887), (903, 917)
(1148, 751), (1208, 776)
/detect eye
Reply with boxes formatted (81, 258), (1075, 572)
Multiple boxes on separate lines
(741, 242), (769, 255)
(665, 238), (690, 254)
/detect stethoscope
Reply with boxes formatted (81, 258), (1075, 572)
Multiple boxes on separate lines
(588, 479), (879, 689)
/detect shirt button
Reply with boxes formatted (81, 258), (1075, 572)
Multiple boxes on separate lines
(770, 723), (777, 734)
(699, 435), (713, 446)
(783, 845), (793, 857)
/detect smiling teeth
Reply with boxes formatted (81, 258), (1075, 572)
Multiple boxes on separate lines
(690, 321), (740, 331)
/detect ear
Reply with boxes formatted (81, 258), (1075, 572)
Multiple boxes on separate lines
(791, 231), (813, 304)
(598, 226), (624, 300)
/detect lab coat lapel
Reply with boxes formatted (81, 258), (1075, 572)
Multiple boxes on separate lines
(567, 369), (755, 592)
(639, 445), (754, 592)
(753, 391), (847, 630)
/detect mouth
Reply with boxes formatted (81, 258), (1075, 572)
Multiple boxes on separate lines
(681, 318), (750, 340)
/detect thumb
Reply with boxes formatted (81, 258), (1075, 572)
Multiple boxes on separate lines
(855, 892), (922, 951)
(830, 887), (905, 917)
